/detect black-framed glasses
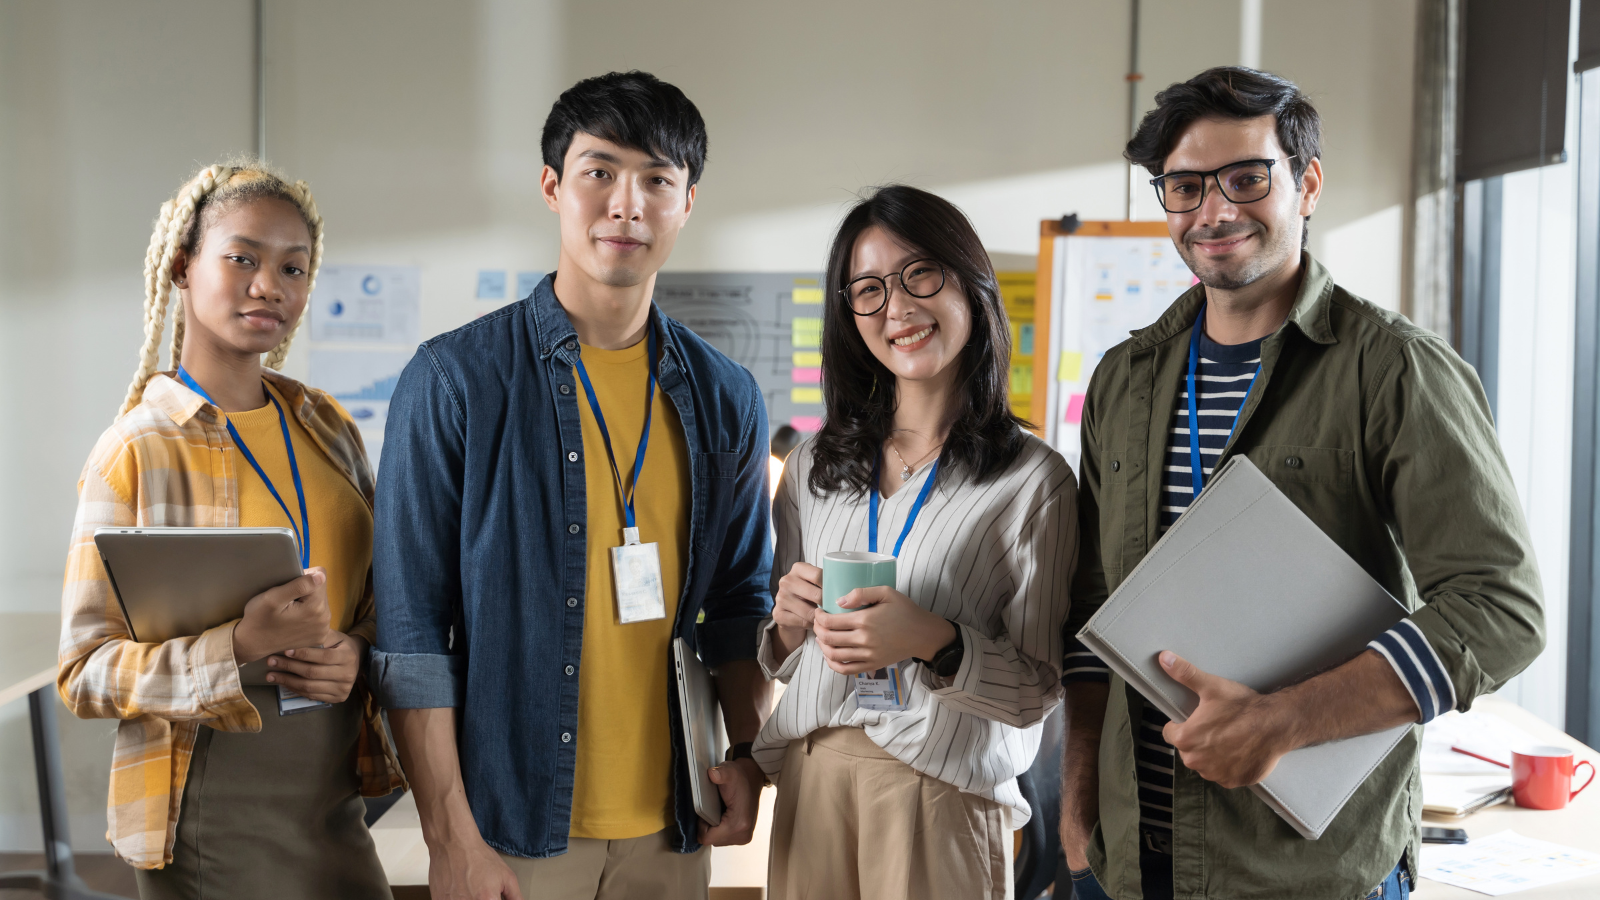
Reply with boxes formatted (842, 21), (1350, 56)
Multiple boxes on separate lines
(840, 258), (946, 316)
(1148, 156), (1296, 214)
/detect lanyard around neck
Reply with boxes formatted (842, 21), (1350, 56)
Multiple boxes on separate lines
(572, 324), (658, 536)
(1186, 303), (1261, 497)
(868, 456), (941, 558)
(176, 367), (311, 569)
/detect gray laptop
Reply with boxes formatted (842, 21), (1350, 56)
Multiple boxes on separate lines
(672, 637), (726, 826)
(1076, 456), (1410, 839)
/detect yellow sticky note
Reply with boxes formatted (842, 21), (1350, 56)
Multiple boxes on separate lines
(792, 287), (824, 305)
(790, 387), (823, 404)
(792, 351), (823, 367)
(1058, 351), (1083, 383)
(1009, 364), (1033, 397)
(792, 317), (822, 349)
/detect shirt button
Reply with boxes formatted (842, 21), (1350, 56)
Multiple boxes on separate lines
(565, 341), (576, 351)
(568, 523), (580, 534)
(1110, 460), (1121, 472)
(561, 732), (572, 743)
(567, 451), (579, 462)
(559, 384), (571, 395)
(567, 597), (578, 607)
(1286, 456), (1302, 469)
(565, 665), (575, 675)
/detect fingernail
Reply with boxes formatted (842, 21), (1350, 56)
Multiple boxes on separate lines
(267, 674), (275, 682)
(268, 658), (277, 667)
(286, 649), (295, 657)
(1160, 651), (1175, 667)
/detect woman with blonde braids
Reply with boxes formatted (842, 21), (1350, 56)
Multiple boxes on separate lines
(57, 158), (404, 899)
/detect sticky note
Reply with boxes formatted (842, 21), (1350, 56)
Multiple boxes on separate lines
(515, 271), (545, 300)
(792, 317), (822, 349)
(1065, 393), (1086, 424)
(1009, 364), (1032, 397)
(790, 415), (822, 432)
(792, 351), (823, 367)
(791, 387), (823, 404)
(1019, 324), (1035, 356)
(476, 270), (507, 300)
(791, 367), (822, 384)
(792, 287), (824, 305)
(1058, 351), (1083, 383)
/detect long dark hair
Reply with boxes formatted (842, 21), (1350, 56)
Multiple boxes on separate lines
(809, 184), (1028, 497)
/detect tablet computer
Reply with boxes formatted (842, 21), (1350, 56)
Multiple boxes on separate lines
(672, 636), (726, 826)
(93, 526), (303, 645)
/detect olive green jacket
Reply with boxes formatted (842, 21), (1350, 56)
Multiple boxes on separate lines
(1068, 253), (1544, 899)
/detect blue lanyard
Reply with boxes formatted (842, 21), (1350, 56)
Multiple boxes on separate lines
(572, 325), (657, 535)
(868, 456), (941, 557)
(1185, 303), (1261, 496)
(176, 367), (311, 569)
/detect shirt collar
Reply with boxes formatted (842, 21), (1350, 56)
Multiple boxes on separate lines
(527, 270), (682, 363)
(143, 367), (319, 427)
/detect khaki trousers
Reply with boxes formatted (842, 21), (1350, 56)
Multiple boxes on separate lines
(767, 726), (1014, 900)
(499, 829), (709, 900)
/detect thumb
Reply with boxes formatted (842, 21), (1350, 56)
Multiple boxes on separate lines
(707, 764), (728, 784)
(1160, 651), (1215, 693)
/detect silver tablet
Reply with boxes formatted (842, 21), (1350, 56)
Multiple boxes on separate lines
(93, 527), (303, 645)
(672, 637), (726, 826)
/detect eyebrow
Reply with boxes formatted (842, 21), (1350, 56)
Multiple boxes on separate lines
(850, 252), (924, 281)
(222, 236), (310, 255)
(577, 148), (680, 171)
(1161, 156), (1273, 176)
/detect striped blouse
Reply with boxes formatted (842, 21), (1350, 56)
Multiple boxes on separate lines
(752, 432), (1077, 827)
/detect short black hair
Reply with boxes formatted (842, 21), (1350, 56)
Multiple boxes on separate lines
(1126, 66), (1320, 187)
(541, 71), (708, 187)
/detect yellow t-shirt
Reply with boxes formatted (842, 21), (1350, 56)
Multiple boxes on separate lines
(569, 339), (690, 840)
(225, 382), (372, 634)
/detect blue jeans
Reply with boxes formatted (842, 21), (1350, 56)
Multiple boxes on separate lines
(1065, 861), (1409, 900)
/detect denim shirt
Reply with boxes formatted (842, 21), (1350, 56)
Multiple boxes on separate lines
(369, 274), (774, 858)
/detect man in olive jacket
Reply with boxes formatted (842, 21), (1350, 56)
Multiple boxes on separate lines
(1059, 67), (1544, 900)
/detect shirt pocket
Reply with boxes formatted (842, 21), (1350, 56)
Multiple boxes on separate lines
(1249, 445), (1354, 487)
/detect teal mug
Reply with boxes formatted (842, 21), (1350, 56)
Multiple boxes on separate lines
(821, 551), (896, 613)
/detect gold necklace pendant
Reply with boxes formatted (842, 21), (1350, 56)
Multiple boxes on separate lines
(901, 464), (913, 481)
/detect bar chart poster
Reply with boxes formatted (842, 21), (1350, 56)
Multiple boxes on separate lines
(309, 348), (416, 464)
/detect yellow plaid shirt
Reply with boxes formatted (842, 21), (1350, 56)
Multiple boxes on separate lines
(57, 371), (407, 869)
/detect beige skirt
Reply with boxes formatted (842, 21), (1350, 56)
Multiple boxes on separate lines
(767, 726), (1014, 900)
(135, 686), (389, 900)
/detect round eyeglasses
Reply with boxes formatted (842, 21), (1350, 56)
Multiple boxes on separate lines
(1149, 156), (1295, 214)
(840, 258), (946, 316)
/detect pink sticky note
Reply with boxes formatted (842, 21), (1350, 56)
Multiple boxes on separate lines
(791, 367), (822, 384)
(790, 415), (823, 432)
(1065, 393), (1086, 424)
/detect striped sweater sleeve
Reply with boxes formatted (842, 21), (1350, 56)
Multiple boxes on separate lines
(1367, 620), (1458, 723)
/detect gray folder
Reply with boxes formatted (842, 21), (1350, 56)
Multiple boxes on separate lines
(1076, 456), (1411, 839)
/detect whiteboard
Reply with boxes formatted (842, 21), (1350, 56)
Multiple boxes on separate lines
(1045, 235), (1197, 467)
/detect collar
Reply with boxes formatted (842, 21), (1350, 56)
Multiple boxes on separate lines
(1128, 251), (1338, 350)
(143, 367), (318, 428)
(527, 271), (681, 365)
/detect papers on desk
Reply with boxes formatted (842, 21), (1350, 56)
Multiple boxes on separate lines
(1421, 708), (1538, 816)
(1419, 831), (1600, 895)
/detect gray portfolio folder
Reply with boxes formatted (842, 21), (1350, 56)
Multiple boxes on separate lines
(1076, 456), (1411, 839)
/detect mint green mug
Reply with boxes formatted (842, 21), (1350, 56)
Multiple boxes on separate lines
(821, 551), (897, 613)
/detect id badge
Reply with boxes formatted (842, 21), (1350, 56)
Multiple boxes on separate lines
(853, 662), (910, 711)
(276, 684), (330, 716)
(611, 527), (667, 624)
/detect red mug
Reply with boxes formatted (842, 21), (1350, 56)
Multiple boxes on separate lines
(1511, 745), (1596, 810)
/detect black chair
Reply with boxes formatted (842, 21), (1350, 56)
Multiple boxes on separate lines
(1014, 704), (1069, 899)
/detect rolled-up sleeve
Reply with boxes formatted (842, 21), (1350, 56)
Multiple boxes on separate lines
(371, 349), (469, 709)
(1364, 335), (1544, 718)
(694, 379), (774, 668)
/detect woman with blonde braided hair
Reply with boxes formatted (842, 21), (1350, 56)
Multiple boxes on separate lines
(58, 159), (404, 899)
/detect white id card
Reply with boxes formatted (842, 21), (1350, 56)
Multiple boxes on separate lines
(277, 684), (330, 716)
(611, 527), (667, 623)
(853, 662), (910, 711)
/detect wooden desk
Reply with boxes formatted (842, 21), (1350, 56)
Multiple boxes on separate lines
(1416, 696), (1600, 898)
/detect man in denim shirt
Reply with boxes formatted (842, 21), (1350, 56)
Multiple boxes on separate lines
(371, 72), (774, 900)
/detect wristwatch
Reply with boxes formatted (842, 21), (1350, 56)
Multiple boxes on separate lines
(725, 742), (771, 786)
(915, 622), (965, 678)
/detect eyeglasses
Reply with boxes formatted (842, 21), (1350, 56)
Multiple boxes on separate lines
(1148, 156), (1295, 214)
(840, 258), (946, 316)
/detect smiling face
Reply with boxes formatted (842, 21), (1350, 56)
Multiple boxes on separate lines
(1162, 115), (1321, 291)
(172, 197), (313, 360)
(542, 132), (695, 289)
(849, 226), (972, 392)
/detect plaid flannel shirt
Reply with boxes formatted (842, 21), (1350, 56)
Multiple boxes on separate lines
(57, 371), (406, 869)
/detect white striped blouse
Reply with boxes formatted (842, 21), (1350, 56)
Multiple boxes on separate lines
(752, 431), (1078, 827)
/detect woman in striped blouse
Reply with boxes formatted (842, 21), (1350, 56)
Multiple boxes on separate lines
(754, 184), (1078, 900)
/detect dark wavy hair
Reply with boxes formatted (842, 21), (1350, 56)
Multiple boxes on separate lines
(1125, 66), (1320, 186)
(808, 185), (1028, 498)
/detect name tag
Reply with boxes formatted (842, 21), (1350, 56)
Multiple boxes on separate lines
(854, 663), (910, 711)
(611, 528), (667, 624)
(277, 684), (330, 716)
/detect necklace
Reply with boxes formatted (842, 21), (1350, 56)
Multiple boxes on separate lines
(887, 434), (942, 482)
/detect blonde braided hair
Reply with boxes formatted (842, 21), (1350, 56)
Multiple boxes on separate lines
(119, 159), (324, 418)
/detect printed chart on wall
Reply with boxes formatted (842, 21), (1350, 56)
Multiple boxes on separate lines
(1044, 229), (1196, 468)
(308, 264), (422, 469)
(651, 273), (825, 439)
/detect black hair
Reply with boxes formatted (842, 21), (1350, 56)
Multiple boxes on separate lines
(1126, 66), (1321, 187)
(541, 70), (708, 187)
(809, 185), (1028, 498)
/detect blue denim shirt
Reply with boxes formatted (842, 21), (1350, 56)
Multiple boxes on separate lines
(369, 274), (773, 858)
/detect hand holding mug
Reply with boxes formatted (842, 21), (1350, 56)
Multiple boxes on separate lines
(771, 562), (823, 662)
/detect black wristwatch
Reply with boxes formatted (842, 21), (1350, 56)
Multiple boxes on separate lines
(915, 622), (965, 678)
(725, 741), (755, 763)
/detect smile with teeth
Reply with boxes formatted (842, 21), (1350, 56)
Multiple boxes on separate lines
(892, 325), (936, 347)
